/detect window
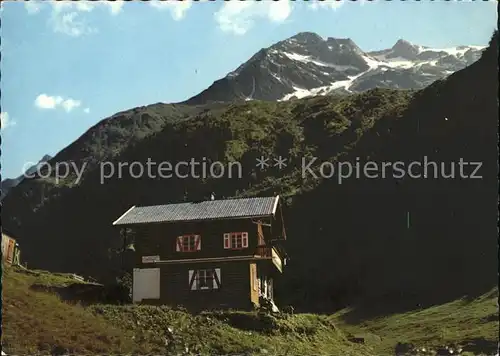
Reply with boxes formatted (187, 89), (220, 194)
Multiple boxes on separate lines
(189, 269), (221, 290)
(197, 270), (213, 289)
(176, 234), (201, 252)
(223, 232), (248, 250)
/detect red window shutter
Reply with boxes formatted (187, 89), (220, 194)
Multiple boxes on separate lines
(242, 232), (248, 248)
(195, 235), (201, 251)
(223, 233), (230, 249)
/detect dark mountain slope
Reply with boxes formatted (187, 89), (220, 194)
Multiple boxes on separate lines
(2, 89), (413, 282)
(1, 154), (52, 200)
(1, 103), (212, 230)
(279, 30), (498, 314)
(2, 32), (497, 314)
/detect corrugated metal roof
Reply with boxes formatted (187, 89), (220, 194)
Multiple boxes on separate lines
(113, 196), (279, 226)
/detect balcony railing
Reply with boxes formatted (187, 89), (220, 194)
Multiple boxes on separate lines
(255, 246), (273, 258)
(255, 246), (283, 272)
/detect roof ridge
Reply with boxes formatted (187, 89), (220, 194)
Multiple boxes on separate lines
(112, 196), (279, 226)
(136, 195), (276, 208)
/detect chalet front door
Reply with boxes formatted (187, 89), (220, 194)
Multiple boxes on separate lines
(258, 277), (273, 299)
(132, 268), (160, 302)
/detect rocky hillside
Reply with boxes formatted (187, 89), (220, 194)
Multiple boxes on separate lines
(1, 31), (497, 313)
(185, 32), (484, 104)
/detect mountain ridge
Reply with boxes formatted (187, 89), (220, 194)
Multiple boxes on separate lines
(1, 154), (53, 201)
(184, 32), (485, 105)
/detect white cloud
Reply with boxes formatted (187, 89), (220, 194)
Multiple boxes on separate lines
(149, 0), (194, 21)
(1, 112), (16, 131)
(106, 1), (125, 15)
(215, 1), (293, 36)
(26, 0), (124, 37)
(308, 0), (373, 10)
(34, 94), (83, 113)
(84, 108), (91, 114)
(309, 0), (345, 11)
(34, 94), (63, 109)
(24, 0), (42, 14)
(50, 11), (97, 37)
(51, 1), (125, 15)
(61, 99), (82, 113)
(356, 0), (371, 6)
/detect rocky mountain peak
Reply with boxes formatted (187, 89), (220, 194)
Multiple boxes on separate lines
(183, 32), (485, 105)
(289, 31), (324, 43)
(390, 39), (420, 59)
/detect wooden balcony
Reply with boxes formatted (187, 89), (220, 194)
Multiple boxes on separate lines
(255, 246), (272, 258)
(254, 246), (283, 273)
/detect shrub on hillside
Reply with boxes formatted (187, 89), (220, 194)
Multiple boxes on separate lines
(105, 271), (132, 304)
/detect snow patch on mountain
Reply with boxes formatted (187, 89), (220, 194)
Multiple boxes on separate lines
(281, 70), (367, 101)
(278, 39), (485, 101)
(282, 51), (358, 71)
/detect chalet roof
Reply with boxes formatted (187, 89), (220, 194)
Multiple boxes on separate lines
(112, 196), (280, 226)
(2, 229), (19, 240)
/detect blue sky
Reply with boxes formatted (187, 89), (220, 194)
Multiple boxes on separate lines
(0, 0), (497, 179)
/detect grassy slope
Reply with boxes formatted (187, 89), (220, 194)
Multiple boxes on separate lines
(1, 266), (137, 355)
(2, 266), (372, 355)
(334, 290), (499, 355)
(2, 265), (498, 355)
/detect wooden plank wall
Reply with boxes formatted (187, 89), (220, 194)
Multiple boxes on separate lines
(142, 260), (253, 311)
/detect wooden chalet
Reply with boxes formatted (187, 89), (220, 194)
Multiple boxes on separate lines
(112, 195), (287, 311)
(1, 229), (21, 266)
